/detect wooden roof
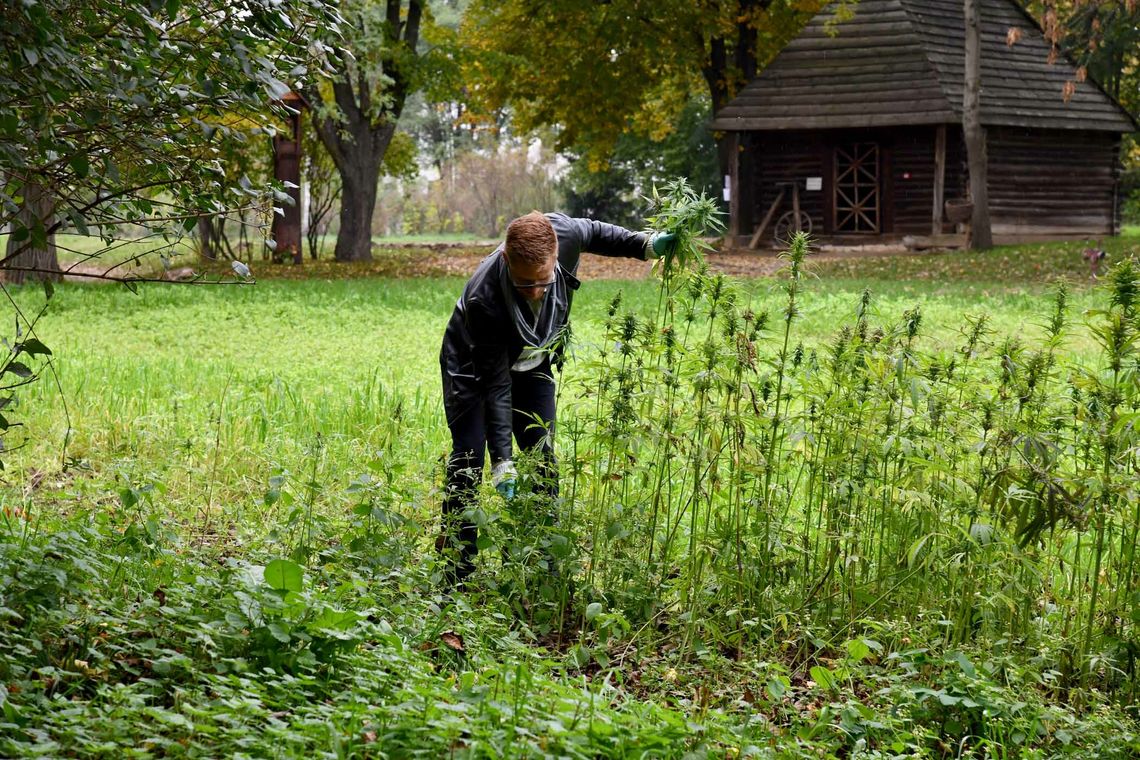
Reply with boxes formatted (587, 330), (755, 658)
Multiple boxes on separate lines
(710, 0), (1136, 133)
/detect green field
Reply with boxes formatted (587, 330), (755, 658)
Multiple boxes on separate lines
(2, 241), (1140, 757)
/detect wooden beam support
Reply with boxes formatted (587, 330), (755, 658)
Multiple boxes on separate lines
(792, 183), (801, 232)
(728, 132), (742, 238)
(932, 124), (946, 235)
(749, 188), (786, 249)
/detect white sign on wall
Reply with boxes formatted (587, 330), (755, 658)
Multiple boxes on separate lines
(723, 174), (731, 202)
(805, 177), (822, 192)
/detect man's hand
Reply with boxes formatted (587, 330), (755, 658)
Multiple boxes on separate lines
(492, 459), (517, 501)
(647, 231), (679, 260)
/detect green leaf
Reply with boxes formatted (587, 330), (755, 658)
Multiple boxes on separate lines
(65, 207), (89, 236)
(4, 362), (32, 379)
(17, 339), (51, 357)
(267, 622), (291, 643)
(69, 154), (90, 179)
(951, 651), (976, 678)
(585, 602), (603, 622)
(810, 665), (838, 692)
(264, 559), (303, 593)
(263, 75), (291, 100)
(845, 638), (871, 662)
(907, 533), (936, 569)
(311, 607), (359, 631)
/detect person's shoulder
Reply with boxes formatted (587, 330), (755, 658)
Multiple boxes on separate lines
(546, 212), (588, 243)
(464, 256), (505, 309)
(545, 212), (573, 232)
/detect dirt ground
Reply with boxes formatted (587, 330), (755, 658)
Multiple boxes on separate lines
(60, 240), (919, 283)
(354, 240), (916, 281)
(578, 245), (910, 280)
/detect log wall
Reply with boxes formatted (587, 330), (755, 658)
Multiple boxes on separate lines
(750, 132), (828, 240)
(741, 125), (1121, 243)
(985, 127), (1120, 237)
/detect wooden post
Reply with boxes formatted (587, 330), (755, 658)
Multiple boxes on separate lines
(272, 92), (305, 265)
(932, 125), (946, 235)
(963, 0), (993, 249)
(792, 182), (801, 233)
(1111, 135), (1121, 236)
(727, 131), (742, 239)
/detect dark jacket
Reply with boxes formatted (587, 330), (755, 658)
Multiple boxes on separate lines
(440, 213), (648, 463)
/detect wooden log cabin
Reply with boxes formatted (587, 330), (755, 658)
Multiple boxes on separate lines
(710, 0), (1136, 247)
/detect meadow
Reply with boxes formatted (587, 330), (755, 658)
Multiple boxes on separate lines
(0, 223), (1139, 756)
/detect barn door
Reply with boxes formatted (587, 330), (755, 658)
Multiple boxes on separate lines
(833, 142), (880, 233)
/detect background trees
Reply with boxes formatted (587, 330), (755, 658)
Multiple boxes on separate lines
(1047, 0), (1140, 224)
(6, 0), (1132, 275)
(0, 0), (335, 280)
(458, 0), (826, 175)
(560, 99), (722, 229)
(299, 0), (437, 262)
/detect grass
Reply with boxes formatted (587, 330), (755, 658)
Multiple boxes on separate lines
(1, 229), (1139, 756)
(0, 233), (197, 272)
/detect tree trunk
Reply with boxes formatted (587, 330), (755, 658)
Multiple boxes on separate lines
(4, 178), (61, 284)
(299, 0), (422, 262)
(335, 161), (381, 262)
(316, 100), (395, 262)
(704, 0), (765, 189)
(963, 0), (993, 250)
(197, 216), (219, 260)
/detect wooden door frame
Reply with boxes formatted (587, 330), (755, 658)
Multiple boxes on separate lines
(831, 139), (883, 234)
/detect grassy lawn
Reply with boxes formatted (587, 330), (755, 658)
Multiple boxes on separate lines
(0, 232), (197, 272)
(1, 240), (1138, 756)
(11, 262), (1111, 465)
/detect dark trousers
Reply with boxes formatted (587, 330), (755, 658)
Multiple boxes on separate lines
(441, 363), (558, 584)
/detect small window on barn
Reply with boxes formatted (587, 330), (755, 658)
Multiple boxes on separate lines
(834, 143), (881, 234)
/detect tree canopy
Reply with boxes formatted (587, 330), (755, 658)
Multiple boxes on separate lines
(0, 0), (336, 271)
(299, 0), (455, 261)
(459, 0), (829, 166)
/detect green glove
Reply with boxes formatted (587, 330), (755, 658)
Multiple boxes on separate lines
(495, 477), (516, 501)
(648, 231), (679, 259)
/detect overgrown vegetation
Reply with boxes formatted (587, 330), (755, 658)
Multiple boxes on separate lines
(2, 183), (1139, 756)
